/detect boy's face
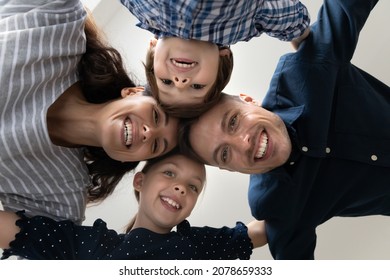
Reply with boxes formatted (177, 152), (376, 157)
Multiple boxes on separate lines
(153, 37), (221, 106)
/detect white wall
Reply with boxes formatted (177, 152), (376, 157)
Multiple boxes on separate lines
(2, 0), (388, 260)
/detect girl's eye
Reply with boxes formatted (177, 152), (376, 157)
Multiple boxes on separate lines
(189, 185), (198, 193)
(153, 108), (159, 125)
(229, 114), (238, 130)
(161, 79), (173, 85)
(191, 84), (205, 90)
(221, 147), (229, 163)
(163, 170), (174, 177)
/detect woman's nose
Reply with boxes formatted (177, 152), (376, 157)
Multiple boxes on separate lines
(142, 124), (152, 142)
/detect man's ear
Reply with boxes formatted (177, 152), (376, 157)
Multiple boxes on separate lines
(219, 48), (231, 57)
(121, 87), (145, 98)
(239, 93), (260, 106)
(133, 172), (145, 191)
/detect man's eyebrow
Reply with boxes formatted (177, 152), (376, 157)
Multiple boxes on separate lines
(212, 111), (229, 165)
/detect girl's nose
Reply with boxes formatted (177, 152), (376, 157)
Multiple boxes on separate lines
(173, 184), (186, 196)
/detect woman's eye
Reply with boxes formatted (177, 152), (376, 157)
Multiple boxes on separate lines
(153, 108), (159, 125)
(161, 79), (173, 85)
(221, 147), (229, 163)
(152, 139), (159, 154)
(191, 84), (205, 90)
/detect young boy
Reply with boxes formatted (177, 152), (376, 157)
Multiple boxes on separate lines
(120, 0), (310, 117)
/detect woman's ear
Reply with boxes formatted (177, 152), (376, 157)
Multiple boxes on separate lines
(239, 93), (260, 106)
(121, 87), (145, 98)
(133, 172), (145, 191)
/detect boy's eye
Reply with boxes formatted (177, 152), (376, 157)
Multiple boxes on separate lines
(189, 185), (198, 193)
(160, 79), (173, 85)
(191, 84), (205, 90)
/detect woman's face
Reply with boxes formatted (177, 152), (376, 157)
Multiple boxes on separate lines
(97, 89), (179, 162)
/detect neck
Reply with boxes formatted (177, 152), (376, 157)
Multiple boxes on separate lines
(47, 82), (100, 147)
(131, 214), (173, 234)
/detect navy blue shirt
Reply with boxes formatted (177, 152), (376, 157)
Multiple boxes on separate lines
(2, 212), (253, 260)
(248, 0), (390, 259)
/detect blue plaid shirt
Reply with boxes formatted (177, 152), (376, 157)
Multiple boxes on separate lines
(120, 0), (310, 45)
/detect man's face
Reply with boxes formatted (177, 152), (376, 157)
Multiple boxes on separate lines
(189, 95), (292, 174)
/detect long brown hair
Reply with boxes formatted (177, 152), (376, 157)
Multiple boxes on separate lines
(78, 9), (140, 203)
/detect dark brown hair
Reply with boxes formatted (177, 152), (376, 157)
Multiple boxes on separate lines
(78, 10), (140, 203)
(144, 44), (233, 118)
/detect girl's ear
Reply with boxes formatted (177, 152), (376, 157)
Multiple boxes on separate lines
(121, 87), (145, 98)
(219, 48), (231, 57)
(133, 172), (145, 191)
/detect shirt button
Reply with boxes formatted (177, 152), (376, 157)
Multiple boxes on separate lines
(325, 147), (331, 154)
(177, 20), (185, 28)
(371, 155), (378, 161)
(301, 146), (308, 152)
(289, 161), (295, 165)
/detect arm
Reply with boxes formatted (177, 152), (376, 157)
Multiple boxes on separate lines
(291, 27), (310, 50)
(0, 211), (20, 249)
(246, 219), (267, 248)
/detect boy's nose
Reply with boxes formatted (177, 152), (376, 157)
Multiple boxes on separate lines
(142, 124), (152, 142)
(173, 76), (189, 88)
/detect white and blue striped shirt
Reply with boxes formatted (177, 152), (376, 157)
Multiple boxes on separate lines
(0, 0), (90, 224)
(120, 0), (310, 45)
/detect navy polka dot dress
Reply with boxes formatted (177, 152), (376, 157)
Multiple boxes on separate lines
(2, 212), (253, 260)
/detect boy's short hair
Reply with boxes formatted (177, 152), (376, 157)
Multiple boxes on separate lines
(144, 45), (233, 118)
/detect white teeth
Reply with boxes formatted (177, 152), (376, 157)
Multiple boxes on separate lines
(161, 197), (180, 209)
(255, 133), (268, 159)
(124, 118), (133, 146)
(171, 59), (196, 68)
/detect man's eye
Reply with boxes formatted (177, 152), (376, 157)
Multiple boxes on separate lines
(160, 79), (173, 85)
(221, 147), (229, 163)
(191, 84), (205, 90)
(229, 115), (237, 130)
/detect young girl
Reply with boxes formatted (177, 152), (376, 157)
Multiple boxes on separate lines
(0, 150), (267, 260)
(120, 0), (311, 117)
(0, 0), (178, 225)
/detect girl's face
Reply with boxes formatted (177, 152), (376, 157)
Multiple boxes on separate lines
(97, 89), (179, 162)
(152, 37), (221, 107)
(133, 154), (206, 233)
